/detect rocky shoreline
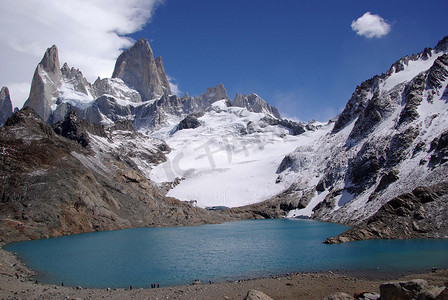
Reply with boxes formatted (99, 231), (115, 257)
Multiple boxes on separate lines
(324, 182), (448, 244)
(1, 247), (447, 300)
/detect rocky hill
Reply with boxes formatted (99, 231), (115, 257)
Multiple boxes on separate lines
(0, 107), (232, 244)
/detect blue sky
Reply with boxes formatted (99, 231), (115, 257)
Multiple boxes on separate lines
(129, 0), (448, 121)
(1, 0), (447, 122)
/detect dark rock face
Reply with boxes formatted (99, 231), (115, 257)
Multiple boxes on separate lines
(429, 130), (448, 167)
(0, 108), (232, 244)
(261, 116), (305, 136)
(52, 110), (106, 148)
(277, 154), (295, 174)
(0, 87), (13, 126)
(112, 38), (172, 100)
(397, 73), (426, 126)
(177, 113), (202, 131)
(332, 76), (380, 134)
(324, 183), (448, 244)
(347, 91), (397, 142)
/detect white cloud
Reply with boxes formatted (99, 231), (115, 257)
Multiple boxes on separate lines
(0, 0), (164, 109)
(166, 75), (182, 97)
(351, 12), (391, 39)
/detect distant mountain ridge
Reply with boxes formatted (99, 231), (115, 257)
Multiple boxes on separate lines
(16, 38), (285, 131)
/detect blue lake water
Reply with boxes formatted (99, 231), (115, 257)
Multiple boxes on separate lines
(4, 219), (448, 288)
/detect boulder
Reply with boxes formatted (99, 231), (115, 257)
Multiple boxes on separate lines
(244, 289), (274, 300)
(417, 286), (445, 300)
(379, 279), (428, 300)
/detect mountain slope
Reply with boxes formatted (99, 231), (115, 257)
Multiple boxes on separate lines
(0, 108), (232, 244)
(277, 36), (448, 226)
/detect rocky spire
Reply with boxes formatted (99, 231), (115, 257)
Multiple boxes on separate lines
(23, 45), (62, 122)
(40, 45), (61, 75)
(112, 38), (172, 101)
(155, 56), (172, 94)
(0, 86), (13, 126)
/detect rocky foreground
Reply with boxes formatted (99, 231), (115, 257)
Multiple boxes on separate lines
(0, 248), (447, 300)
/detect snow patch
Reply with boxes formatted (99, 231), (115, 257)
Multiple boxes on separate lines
(381, 51), (444, 92)
(287, 190), (330, 218)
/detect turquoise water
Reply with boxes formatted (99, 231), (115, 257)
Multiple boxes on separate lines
(4, 219), (448, 288)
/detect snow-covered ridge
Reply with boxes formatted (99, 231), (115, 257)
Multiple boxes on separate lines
(381, 50), (445, 92)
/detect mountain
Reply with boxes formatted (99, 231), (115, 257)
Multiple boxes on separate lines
(22, 39), (285, 132)
(0, 87), (13, 126)
(274, 36), (448, 231)
(112, 38), (172, 100)
(5, 36), (448, 243)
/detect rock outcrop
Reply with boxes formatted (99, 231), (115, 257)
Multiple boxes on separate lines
(0, 108), (232, 244)
(324, 183), (448, 244)
(52, 110), (106, 148)
(112, 38), (172, 100)
(176, 113), (202, 131)
(0, 87), (13, 126)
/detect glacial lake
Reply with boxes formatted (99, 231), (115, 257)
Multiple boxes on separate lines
(4, 219), (448, 288)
